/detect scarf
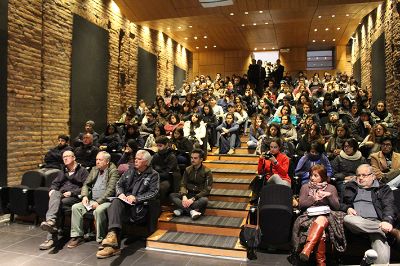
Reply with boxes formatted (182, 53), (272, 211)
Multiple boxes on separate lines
(308, 181), (328, 198)
(373, 108), (388, 120)
(339, 150), (362, 161)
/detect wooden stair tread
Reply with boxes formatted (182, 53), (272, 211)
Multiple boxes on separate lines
(210, 188), (252, 197)
(207, 154), (258, 158)
(207, 200), (249, 210)
(214, 177), (251, 184)
(209, 168), (256, 174)
(159, 212), (244, 228)
(149, 230), (245, 251)
(205, 160), (258, 165)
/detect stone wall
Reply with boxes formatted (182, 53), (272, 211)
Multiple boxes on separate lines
(7, 0), (190, 185)
(351, 0), (400, 125)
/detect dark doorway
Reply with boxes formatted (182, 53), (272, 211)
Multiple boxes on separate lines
(137, 47), (157, 106)
(371, 33), (386, 105)
(0, 0), (8, 186)
(70, 14), (109, 139)
(353, 58), (361, 89)
(174, 65), (186, 90)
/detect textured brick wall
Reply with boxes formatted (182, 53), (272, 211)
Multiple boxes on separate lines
(7, 0), (189, 185)
(352, 0), (400, 125)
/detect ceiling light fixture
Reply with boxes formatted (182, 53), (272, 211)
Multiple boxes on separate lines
(230, 12), (234, 15)
(263, 48), (266, 50)
(189, 25), (193, 28)
(205, 46), (208, 48)
(332, 14), (335, 18)
(178, 26), (182, 29)
(259, 10), (263, 13)
(272, 47), (275, 49)
(253, 23), (257, 26)
(194, 36), (198, 39)
(167, 27), (170, 30)
(204, 36), (207, 38)
(318, 15), (322, 18)
(241, 24), (245, 26)
(184, 37), (188, 40)
(314, 28), (318, 32)
(322, 39), (326, 42)
(333, 38), (336, 41)
(337, 27), (340, 30)
(254, 48), (257, 50)
(265, 22), (269, 25)
(346, 14), (349, 17)
(312, 40), (316, 42)
(213, 45), (216, 48)
(196, 46), (199, 49)
(244, 11), (249, 15)
(325, 28), (329, 31)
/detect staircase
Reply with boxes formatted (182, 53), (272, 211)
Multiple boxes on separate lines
(146, 135), (259, 260)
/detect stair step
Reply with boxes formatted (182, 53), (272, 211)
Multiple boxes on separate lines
(210, 168), (256, 174)
(158, 212), (244, 236)
(206, 154), (258, 162)
(213, 178), (251, 190)
(147, 230), (246, 259)
(211, 147), (255, 155)
(206, 160), (257, 165)
(205, 162), (256, 171)
(208, 200), (248, 210)
(211, 188), (252, 197)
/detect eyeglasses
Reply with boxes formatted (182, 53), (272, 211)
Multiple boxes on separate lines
(382, 143), (392, 147)
(343, 145), (352, 149)
(63, 155), (74, 158)
(356, 173), (373, 178)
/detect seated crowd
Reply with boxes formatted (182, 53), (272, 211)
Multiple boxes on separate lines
(33, 62), (400, 263)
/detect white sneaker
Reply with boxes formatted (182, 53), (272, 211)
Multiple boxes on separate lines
(190, 210), (202, 220)
(173, 209), (183, 216)
(227, 148), (235, 155)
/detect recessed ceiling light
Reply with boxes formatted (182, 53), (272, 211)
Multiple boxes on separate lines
(253, 23), (257, 26)
(213, 45), (216, 48)
(325, 28), (329, 31)
(205, 46), (208, 48)
(167, 27), (170, 30)
(196, 46), (199, 49)
(312, 40), (316, 42)
(263, 48), (266, 50)
(346, 14), (349, 17)
(314, 28), (318, 32)
(189, 25), (193, 28)
(322, 39), (326, 42)
(259, 10), (263, 13)
(254, 48), (257, 50)
(333, 38), (336, 41)
(337, 27), (340, 30)
(178, 26), (182, 29)
(241, 24), (245, 27)
(265, 22), (269, 25)
(318, 15), (322, 19)
(184, 37), (188, 40)
(244, 11), (249, 15)
(332, 14), (335, 18)
(272, 47), (275, 50)
(230, 12), (234, 16)
(204, 36), (207, 38)
(194, 36), (198, 39)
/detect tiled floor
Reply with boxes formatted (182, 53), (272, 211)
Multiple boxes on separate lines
(0, 222), (290, 266)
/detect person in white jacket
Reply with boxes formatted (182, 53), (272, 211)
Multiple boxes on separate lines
(183, 113), (207, 146)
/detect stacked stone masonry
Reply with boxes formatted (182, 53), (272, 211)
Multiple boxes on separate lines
(7, 0), (190, 185)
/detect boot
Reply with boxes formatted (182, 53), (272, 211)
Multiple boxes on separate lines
(101, 231), (118, 248)
(299, 221), (327, 261)
(315, 236), (326, 266)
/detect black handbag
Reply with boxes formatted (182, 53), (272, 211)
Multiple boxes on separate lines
(239, 206), (261, 260)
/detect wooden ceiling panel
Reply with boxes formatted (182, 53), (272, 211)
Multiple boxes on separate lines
(114, 0), (382, 52)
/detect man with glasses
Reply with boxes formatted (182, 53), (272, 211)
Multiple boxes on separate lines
(170, 148), (213, 220)
(370, 136), (400, 189)
(342, 164), (400, 264)
(39, 150), (89, 250)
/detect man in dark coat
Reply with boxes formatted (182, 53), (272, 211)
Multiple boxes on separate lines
(39, 150), (88, 250)
(342, 164), (400, 264)
(151, 136), (180, 202)
(96, 149), (159, 259)
(41, 134), (73, 171)
(74, 133), (99, 169)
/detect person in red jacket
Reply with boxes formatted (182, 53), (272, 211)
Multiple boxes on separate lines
(257, 137), (291, 187)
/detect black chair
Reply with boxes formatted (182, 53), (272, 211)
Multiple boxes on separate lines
(258, 184), (293, 250)
(9, 170), (45, 222)
(33, 169), (62, 221)
(0, 185), (9, 214)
